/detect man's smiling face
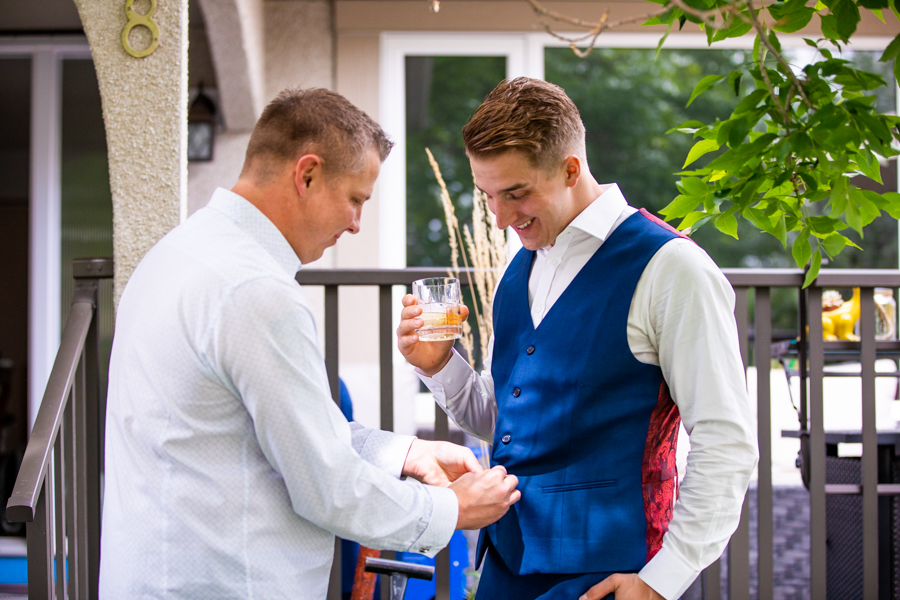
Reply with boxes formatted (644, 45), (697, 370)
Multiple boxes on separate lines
(470, 150), (579, 251)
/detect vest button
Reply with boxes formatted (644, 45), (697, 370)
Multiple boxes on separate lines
(526, 345), (535, 355)
(501, 434), (511, 444)
(512, 387), (521, 397)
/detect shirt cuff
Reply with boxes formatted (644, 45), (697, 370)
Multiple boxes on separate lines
(416, 350), (471, 400)
(406, 484), (458, 558)
(638, 545), (700, 600)
(355, 429), (416, 479)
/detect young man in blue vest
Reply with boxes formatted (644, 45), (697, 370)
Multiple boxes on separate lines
(397, 78), (758, 600)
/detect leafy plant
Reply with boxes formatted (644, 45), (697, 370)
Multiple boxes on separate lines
(524, 0), (900, 284)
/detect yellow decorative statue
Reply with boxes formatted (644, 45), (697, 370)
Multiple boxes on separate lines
(822, 288), (860, 341)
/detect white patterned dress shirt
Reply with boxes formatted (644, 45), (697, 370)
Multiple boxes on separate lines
(418, 184), (758, 600)
(99, 188), (457, 599)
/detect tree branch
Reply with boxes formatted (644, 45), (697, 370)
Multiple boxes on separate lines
(744, 0), (814, 109)
(526, 0), (672, 52)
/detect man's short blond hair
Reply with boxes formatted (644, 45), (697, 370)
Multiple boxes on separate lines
(462, 77), (586, 171)
(242, 87), (393, 181)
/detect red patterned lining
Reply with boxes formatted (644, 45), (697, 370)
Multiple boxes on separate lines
(638, 208), (697, 244)
(642, 380), (681, 561)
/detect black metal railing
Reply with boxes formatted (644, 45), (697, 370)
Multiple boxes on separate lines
(725, 269), (900, 600)
(299, 267), (900, 600)
(11, 263), (896, 599)
(7, 258), (112, 599)
(295, 268), (464, 600)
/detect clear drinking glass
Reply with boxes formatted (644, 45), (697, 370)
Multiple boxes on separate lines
(412, 277), (463, 342)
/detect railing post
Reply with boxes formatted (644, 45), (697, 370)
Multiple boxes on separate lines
(729, 287), (750, 600)
(807, 286), (826, 599)
(54, 438), (66, 598)
(859, 287), (878, 599)
(378, 285), (397, 600)
(325, 285), (340, 404)
(754, 287), (773, 600)
(701, 559), (721, 600)
(76, 275), (102, 600)
(324, 284), (342, 600)
(65, 360), (86, 600)
(27, 479), (53, 598)
(378, 285), (394, 434)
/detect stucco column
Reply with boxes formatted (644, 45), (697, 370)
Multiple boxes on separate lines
(73, 0), (188, 304)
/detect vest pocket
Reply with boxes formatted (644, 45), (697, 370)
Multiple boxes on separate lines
(541, 479), (617, 493)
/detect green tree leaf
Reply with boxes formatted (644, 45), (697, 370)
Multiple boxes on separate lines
(678, 210), (712, 231)
(854, 148), (883, 183)
(715, 212), (739, 239)
(774, 214), (789, 247)
(866, 190), (900, 218)
(852, 187), (882, 226)
(773, 7), (815, 32)
(660, 194), (702, 219)
(822, 232), (848, 257)
(803, 249), (823, 288)
(792, 228), (812, 268)
(833, 0), (861, 41)
(683, 139), (720, 167)
(655, 21), (676, 58)
(728, 70), (743, 96)
(820, 14), (841, 41)
(680, 177), (710, 196)
(881, 33), (900, 62)
(687, 74), (725, 107)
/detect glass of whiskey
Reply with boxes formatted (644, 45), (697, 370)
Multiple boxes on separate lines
(412, 277), (463, 342)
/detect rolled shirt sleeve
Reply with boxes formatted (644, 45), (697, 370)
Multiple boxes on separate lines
(208, 276), (458, 557)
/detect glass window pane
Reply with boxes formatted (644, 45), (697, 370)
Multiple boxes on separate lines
(405, 55), (505, 267)
(0, 58), (32, 456)
(60, 58), (114, 402)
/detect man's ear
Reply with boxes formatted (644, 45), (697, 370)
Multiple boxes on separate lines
(562, 155), (582, 188)
(293, 154), (323, 197)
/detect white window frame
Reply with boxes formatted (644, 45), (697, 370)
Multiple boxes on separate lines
(379, 33), (532, 268)
(0, 36), (91, 431)
(381, 31), (899, 268)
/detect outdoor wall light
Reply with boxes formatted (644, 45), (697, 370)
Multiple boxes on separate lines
(188, 86), (216, 162)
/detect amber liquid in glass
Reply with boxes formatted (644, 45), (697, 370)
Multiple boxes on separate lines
(417, 304), (463, 341)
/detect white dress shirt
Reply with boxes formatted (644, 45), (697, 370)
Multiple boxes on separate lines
(100, 188), (457, 599)
(418, 184), (757, 600)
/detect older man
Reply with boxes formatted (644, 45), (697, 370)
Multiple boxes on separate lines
(99, 87), (520, 599)
(398, 78), (757, 600)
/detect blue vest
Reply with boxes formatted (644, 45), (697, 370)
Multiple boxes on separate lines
(480, 210), (682, 576)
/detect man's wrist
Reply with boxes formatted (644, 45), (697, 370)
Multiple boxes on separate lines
(419, 351), (454, 378)
(401, 438), (423, 478)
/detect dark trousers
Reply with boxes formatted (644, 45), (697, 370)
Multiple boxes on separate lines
(475, 546), (617, 600)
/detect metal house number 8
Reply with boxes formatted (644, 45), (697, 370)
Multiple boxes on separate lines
(121, 0), (160, 58)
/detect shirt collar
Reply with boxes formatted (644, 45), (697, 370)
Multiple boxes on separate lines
(565, 183), (629, 243)
(206, 188), (303, 275)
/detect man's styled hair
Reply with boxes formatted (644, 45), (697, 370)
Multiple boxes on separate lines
(242, 87), (394, 180)
(462, 77), (586, 171)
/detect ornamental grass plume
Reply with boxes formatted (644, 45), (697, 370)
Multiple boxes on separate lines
(425, 148), (507, 471)
(424, 148), (507, 369)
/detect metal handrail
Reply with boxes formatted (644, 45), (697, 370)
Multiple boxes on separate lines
(7, 258), (112, 600)
(6, 302), (92, 523)
(298, 266), (900, 288)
